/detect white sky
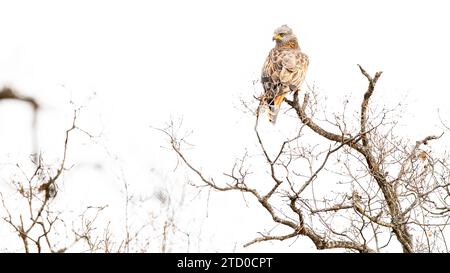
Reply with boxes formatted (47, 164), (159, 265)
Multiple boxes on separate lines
(1, 0), (450, 252)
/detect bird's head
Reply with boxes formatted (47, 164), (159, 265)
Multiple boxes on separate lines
(272, 25), (298, 48)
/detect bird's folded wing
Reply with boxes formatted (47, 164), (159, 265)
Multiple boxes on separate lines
(281, 52), (298, 71)
(280, 51), (308, 86)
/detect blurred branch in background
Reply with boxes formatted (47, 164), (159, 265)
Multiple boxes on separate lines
(0, 86), (40, 161)
(0, 86), (39, 110)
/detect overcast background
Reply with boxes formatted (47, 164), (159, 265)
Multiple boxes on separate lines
(1, 0), (450, 252)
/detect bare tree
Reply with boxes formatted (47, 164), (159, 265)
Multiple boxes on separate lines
(0, 106), (108, 252)
(0, 88), (193, 253)
(162, 65), (450, 253)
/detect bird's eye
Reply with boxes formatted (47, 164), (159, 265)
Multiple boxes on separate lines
(279, 33), (285, 37)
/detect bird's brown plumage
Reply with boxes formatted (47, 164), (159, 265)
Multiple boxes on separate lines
(261, 25), (309, 123)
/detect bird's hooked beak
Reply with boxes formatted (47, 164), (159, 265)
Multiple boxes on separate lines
(272, 34), (283, 41)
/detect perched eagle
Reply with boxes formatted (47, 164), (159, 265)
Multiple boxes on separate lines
(261, 25), (309, 123)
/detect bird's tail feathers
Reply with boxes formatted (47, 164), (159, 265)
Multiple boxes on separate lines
(268, 105), (280, 124)
(267, 94), (286, 124)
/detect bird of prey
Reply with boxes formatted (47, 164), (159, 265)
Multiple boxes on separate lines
(261, 25), (309, 123)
